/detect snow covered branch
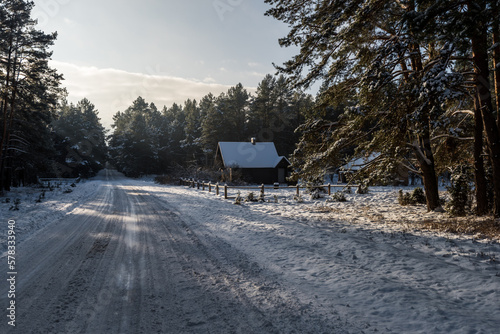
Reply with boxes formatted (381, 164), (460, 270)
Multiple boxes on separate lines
(431, 134), (473, 142)
(451, 109), (474, 116)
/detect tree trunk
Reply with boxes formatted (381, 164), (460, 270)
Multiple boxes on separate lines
(0, 36), (14, 193)
(414, 136), (442, 211)
(473, 94), (489, 215)
(405, 23), (442, 211)
(470, 10), (500, 217)
(493, 1), (500, 129)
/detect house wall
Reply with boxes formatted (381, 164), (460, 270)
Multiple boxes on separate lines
(239, 168), (281, 184)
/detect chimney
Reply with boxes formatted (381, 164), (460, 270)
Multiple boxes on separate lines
(251, 137), (256, 145)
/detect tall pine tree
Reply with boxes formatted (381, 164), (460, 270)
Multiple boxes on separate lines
(0, 0), (62, 191)
(265, 0), (472, 211)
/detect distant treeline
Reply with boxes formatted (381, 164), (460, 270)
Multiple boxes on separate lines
(108, 75), (314, 177)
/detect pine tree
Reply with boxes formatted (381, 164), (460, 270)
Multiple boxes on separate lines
(224, 83), (249, 141)
(0, 0), (62, 191)
(200, 93), (223, 163)
(164, 102), (186, 166)
(52, 98), (108, 177)
(248, 74), (276, 140)
(109, 97), (162, 176)
(265, 0), (474, 211)
(182, 99), (203, 165)
(412, 0), (500, 215)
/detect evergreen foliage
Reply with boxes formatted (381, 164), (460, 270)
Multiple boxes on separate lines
(108, 79), (312, 177)
(446, 166), (473, 217)
(0, 0), (63, 190)
(265, 0), (500, 215)
(51, 98), (108, 178)
(328, 192), (347, 203)
(398, 187), (427, 206)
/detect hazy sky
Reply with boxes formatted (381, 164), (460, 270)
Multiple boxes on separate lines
(31, 0), (298, 128)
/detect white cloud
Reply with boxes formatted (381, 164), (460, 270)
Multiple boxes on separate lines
(203, 77), (217, 83)
(52, 61), (236, 129)
(63, 18), (76, 27)
(246, 70), (268, 78)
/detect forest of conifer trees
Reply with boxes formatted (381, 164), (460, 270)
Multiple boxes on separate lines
(108, 76), (313, 177)
(3, 0), (500, 217)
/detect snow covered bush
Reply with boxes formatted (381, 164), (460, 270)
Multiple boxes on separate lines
(356, 183), (369, 194)
(245, 192), (257, 202)
(9, 198), (20, 211)
(327, 192), (347, 202)
(398, 190), (411, 206)
(446, 167), (472, 216)
(310, 189), (324, 200)
(398, 188), (426, 206)
(293, 194), (304, 203)
(410, 187), (426, 204)
(234, 191), (243, 205)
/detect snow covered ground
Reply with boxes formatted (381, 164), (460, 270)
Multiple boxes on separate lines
(0, 179), (102, 251)
(2, 176), (500, 333)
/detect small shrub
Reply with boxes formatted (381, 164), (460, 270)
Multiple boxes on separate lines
(234, 191), (243, 205)
(245, 192), (257, 202)
(36, 191), (45, 203)
(310, 189), (323, 200)
(9, 198), (20, 211)
(293, 194), (304, 203)
(398, 189), (412, 205)
(398, 187), (426, 206)
(446, 167), (472, 216)
(356, 183), (369, 194)
(328, 192), (347, 202)
(410, 187), (426, 204)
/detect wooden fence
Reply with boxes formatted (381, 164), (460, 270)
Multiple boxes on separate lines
(179, 178), (356, 200)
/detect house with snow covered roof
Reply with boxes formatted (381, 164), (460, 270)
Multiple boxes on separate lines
(215, 139), (290, 184)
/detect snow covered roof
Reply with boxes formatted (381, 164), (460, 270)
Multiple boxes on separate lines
(217, 142), (289, 168)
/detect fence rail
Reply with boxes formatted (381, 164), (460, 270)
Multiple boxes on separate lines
(179, 178), (357, 200)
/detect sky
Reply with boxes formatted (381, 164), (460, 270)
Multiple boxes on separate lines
(31, 0), (299, 128)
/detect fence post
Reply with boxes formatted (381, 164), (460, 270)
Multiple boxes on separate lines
(328, 183), (331, 196)
(296, 184), (300, 196)
(216, 183), (219, 196)
(197, 181), (200, 190)
(224, 184), (228, 199)
(209, 183), (212, 193)
(260, 184), (265, 197)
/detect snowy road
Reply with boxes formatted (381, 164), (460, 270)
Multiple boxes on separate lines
(0, 170), (349, 333)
